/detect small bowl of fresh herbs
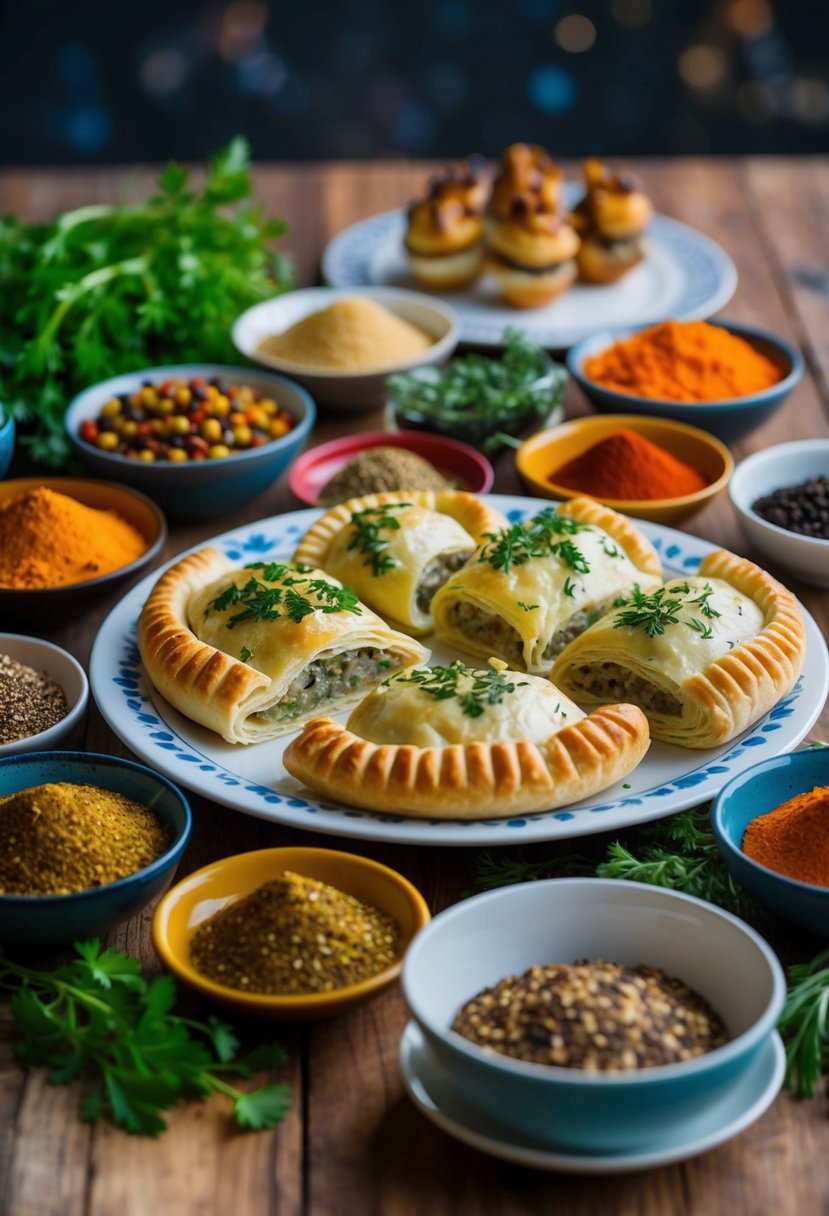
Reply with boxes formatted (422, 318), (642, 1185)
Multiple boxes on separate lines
(387, 329), (566, 454)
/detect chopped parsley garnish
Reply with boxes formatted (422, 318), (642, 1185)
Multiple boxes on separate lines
(239, 645), (254, 663)
(347, 503), (411, 577)
(210, 564), (361, 629)
(517, 601), (539, 612)
(613, 582), (722, 640)
(688, 618), (714, 639)
(479, 509), (590, 574)
(393, 661), (528, 718)
(563, 577), (577, 599)
(601, 537), (623, 559)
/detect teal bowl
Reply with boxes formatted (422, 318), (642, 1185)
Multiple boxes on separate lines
(0, 410), (15, 479)
(402, 878), (785, 1153)
(0, 751), (191, 946)
(712, 748), (829, 936)
(567, 320), (803, 444)
(64, 364), (315, 521)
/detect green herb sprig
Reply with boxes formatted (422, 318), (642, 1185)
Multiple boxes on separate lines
(347, 503), (411, 577)
(0, 941), (291, 1137)
(0, 138), (293, 465)
(210, 563), (361, 628)
(779, 949), (829, 1098)
(394, 661), (528, 719)
(613, 582), (722, 639)
(479, 509), (591, 574)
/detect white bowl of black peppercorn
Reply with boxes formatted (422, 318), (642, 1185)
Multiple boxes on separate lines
(730, 440), (829, 587)
(0, 634), (89, 757)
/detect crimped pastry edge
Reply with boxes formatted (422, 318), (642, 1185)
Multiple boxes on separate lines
(558, 496), (663, 579)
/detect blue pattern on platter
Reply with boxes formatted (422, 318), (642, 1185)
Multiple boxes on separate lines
(320, 204), (738, 349)
(89, 496), (828, 847)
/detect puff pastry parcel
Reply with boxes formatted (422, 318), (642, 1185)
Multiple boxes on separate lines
(138, 547), (428, 744)
(293, 490), (507, 636)
(283, 660), (650, 818)
(551, 550), (806, 749)
(431, 496), (662, 674)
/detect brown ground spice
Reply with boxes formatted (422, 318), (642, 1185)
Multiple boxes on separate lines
(320, 447), (449, 504)
(452, 960), (728, 1072)
(0, 782), (171, 896)
(0, 653), (68, 744)
(189, 871), (401, 995)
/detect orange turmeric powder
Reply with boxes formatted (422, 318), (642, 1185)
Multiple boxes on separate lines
(742, 785), (829, 887)
(585, 320), (783, 403)
(0, 487), (147, 590)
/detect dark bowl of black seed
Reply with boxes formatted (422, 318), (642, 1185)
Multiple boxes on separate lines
(730, 441), (829, 587)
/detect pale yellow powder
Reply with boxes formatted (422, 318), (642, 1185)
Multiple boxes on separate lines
(257, 297), (433, 370)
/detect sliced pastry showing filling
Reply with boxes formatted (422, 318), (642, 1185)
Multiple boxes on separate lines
(138, 547), (428, 744)
(292, 490), (507, 636)
(551, 550), (806, 749)
(283, 659), (650, 819)
(431, 496), (662, 674)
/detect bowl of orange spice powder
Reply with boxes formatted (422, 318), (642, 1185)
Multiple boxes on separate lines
(712, 748), (829, 937)
(567, 319), (802, 443)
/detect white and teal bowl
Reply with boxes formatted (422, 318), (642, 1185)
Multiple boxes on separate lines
(402, 878), (784, 1153)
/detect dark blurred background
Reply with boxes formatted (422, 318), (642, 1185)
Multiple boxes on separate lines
(1, 0), (827, 163)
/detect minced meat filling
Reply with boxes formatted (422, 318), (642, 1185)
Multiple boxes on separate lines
(416, 550), (472, 615)
(573, 662), (683, 717)
(449, 602), (525, 665)
(257, 647), (395, 723)
(541, 605), (608, 661)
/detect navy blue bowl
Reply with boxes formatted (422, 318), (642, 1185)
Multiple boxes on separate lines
(0, 410), (15, 479)
(567, 320), (803, 444)
(65, 364), (316, 521)
(712, 748), (829, 936)
(0, 752), (191, 947)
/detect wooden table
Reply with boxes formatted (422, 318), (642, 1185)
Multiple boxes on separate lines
(2, 159), (829, 1216)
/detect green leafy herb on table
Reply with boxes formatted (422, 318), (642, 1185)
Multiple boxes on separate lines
(0, 941), (292, 1136)
(0, 137), (293, 466)
(778, 949), (829, 1099)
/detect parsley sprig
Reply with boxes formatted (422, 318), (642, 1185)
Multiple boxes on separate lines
(394, 661), (528, 718)
(347, 503), (411, 577)
(479, 509), (591, 574)
(210, 562), (361, 628)
(613, 582), (722, 639)
(0, 941), (291, 1137)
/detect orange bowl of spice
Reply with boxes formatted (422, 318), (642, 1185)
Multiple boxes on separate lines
(516, 414), (733, 525)
(567, 320), (802, 443)
(153, 846), (431, 1019)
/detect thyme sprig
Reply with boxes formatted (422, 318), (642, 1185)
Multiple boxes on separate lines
(479, 510), (591, 574)
(779, 949), (829, 1098)
(346, 503), (412, 577)
(210, 562), (361, 628)
(613, 582), (721, 639)
(393, 661), (528, 719)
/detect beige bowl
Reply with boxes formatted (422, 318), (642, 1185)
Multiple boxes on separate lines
(232, 286), (459, 410)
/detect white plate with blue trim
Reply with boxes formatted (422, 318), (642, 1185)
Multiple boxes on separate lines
(321, 197), (738, 350)
(90, 496), (828, 847)
(399, 1021), (786, 1174)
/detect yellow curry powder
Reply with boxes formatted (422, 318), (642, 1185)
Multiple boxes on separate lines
(0, 782), (171, 896)
(0, 487), (147, 590)
(256, 297), (433, 370)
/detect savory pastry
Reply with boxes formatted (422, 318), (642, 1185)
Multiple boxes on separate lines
(551, 550), (806, 749)
(404, 164), (488, 290)
(293, 490), (507, 636)
(485, 196), (580, 309)
(488, 143), (565, 229)
(138, 547), (428, 744)
(570, 158), (653, 284)
(283, 659), (650, 818)
(431, 497), (662, 674)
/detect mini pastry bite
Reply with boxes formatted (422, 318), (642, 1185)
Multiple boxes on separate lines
(570, 158), (653, 284)
(551, 550), (806, 749)
(283, 659), (650, 819)
(404, 164), (488, 291)
(485, 197), (580, 309)
(431, 496), (662, 674)
(488, 143), (565, 228)
(138, 547), (428, 744)
(293, 490), (507, 636)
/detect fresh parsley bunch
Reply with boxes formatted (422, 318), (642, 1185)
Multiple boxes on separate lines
(0, 941), (292, 1136)
(0, 137), (293, 466)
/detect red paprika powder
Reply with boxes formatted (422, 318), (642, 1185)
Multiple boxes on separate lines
(549, 429), (707, 501)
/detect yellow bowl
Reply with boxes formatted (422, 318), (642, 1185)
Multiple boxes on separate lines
(515, 414), (734, 525)
(152, 846), (431, 1020)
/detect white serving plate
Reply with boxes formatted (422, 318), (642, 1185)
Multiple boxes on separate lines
(90, 496), (828, 847)
(321, 195), (737, 350)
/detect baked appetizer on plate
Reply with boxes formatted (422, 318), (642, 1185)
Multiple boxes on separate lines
(551, 550), (806, 749)
(570, 158), (653, 284)
(431, 497), (662, 674)
(485, 196), (581, 309)
(488, 143), (565, 231)
(293, 490), (507, 636)
(283, 659), (649, 818)
(138, 547), (428, 744)
(404, 164), (488, 291)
